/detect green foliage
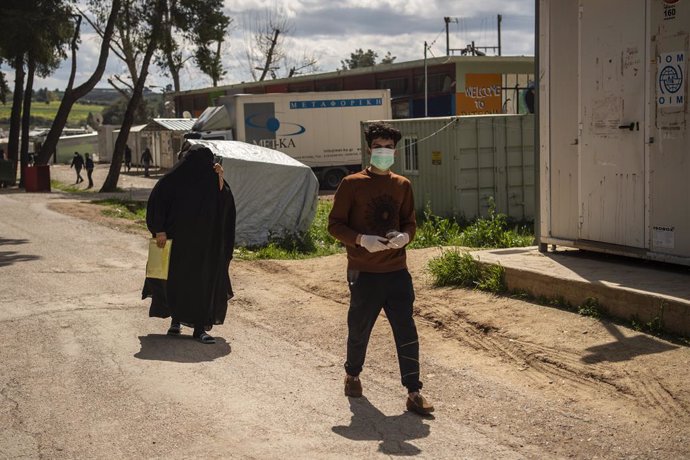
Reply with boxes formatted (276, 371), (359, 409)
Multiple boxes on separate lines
(428, 249), (506, 293)
(94, 198), (147, 223)
(458, 198), (533, 248)
(0, 101), (104, 127)
(340, 48), (397, 70)
(410, 200), (534, 249)
(577, 297), (602, 318)
(408, 204), (463, 248)
(236, 201), (343, 260)
(50, 180), (87, 194)
(630, 303), (665, 335)
(102, 96), (160, 125)
(476, 263), (506, 294)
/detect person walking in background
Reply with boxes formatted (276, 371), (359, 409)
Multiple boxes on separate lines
(142, 144), (236, 344)
(84, 153), (95, 189)
(0, 149), (7, 188)
(70, 152), (85, 184)
(141, 147), (153, 177)
(328, 121), (434, 416)
(124, 144), (132, 172)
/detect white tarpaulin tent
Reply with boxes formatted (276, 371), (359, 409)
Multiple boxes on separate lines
(184, 139), (319, 246)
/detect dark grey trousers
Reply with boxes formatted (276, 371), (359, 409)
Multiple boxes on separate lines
(345, 268), (422, 393)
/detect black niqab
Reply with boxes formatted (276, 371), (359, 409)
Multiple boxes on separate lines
(142, 147), (236, 329)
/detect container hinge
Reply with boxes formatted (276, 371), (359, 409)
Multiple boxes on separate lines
(648, 136), (654, 144)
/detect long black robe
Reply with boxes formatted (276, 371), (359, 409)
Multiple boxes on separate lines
(141, 147), (236, 330)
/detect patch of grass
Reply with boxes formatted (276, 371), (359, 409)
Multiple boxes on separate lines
(428, 249), (506, 293)
(93, 198), (147, 225)
(409, 199), (534, 250)
(0, 101), (103, 127)
(577, 297), (602, 318)
(457, 198), (534, 248)
(408, 204), (463, 248)
(476, 263), (506, 294)
(50, 180), (86, 193)
(630, 303), (665, 335)
(236, 201), (343, 260)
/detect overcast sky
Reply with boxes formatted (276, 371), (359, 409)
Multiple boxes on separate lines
(30, 0), (535, 93)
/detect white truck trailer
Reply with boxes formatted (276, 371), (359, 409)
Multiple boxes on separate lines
(189, 90), (392, 188)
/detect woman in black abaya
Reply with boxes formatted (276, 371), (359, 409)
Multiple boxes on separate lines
(142, 145), (236, 344)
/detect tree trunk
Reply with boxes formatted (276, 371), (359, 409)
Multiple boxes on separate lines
(259, 29), (280, 82)
(7, 55), (25, 185)
(36, 0), (121, 165)
(162, 5), (181, 92)
(19, 56), (36, 187)
(99, 33), (158, 192)
(212, 39), (222, 87)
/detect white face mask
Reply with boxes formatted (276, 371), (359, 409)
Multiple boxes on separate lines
(370, 147), (395, 171)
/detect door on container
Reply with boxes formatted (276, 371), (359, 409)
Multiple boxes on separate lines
(579, 0), (646, 247)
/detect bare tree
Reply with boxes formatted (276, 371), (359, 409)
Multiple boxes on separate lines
(244, 8), (319, 82)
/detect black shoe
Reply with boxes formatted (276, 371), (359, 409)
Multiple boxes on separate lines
(193, 329), (215, 344)
(167, 321), (181, 336)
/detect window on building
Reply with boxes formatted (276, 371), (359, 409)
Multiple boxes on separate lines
(414, 74), (452, 94)
(377, 77), (408, 96)
(402, 137), (418, 174)
(315, 80), (344, 91)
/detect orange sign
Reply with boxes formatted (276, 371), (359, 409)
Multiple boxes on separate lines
(456, 74), (502, 115)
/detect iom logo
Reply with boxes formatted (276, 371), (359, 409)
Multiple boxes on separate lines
(657, 52), (685, 108)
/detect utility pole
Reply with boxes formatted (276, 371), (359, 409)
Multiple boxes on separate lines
(444, 16), (502, 56)
(424, 41), (428, 117)
(497, 14), (502, 56)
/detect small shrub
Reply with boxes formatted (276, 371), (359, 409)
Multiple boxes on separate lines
(476, 263), (506, 294)
(409, 203), (463, 249)
(458, 197), (533, 248)
(428, 250), (481, 288)
(577, 297), (602, 318)
(428, 249), (506, 293)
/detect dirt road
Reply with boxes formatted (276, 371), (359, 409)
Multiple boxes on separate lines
(1, 188), (689, 459)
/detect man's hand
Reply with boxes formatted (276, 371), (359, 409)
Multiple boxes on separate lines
(155, 232), (167, 248)
(386, 231), (410, 249)
(359, 234), (390, 253)
(214, 163), (224, 190)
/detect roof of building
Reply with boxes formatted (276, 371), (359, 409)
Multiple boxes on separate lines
(143, 118), (197, 132)
(172, 55), (535, 98)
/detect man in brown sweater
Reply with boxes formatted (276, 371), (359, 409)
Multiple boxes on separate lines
(328, 121), (434, 416)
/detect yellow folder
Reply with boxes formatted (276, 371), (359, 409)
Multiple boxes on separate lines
(146, 239), (172, 280)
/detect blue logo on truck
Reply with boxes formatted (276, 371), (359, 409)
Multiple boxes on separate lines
(289, 98), (383, 109)
(245, 113), (306, 136)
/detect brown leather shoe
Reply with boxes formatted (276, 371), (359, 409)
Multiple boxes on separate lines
(406, 393), (434, 415)
(344, 375), (362, 397)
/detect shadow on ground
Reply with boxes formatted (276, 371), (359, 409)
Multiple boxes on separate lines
(332, 396), (432, 456)
(134, 334), (231, 362)
(581, 322), (678, 364)
(0, 237), (40, 267)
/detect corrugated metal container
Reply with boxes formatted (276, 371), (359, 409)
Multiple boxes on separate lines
(539, 0), (690, 266)
(361, 114), (534, 221)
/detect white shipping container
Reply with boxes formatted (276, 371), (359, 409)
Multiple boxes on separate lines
(539, 0), (690, 265)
